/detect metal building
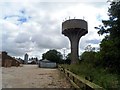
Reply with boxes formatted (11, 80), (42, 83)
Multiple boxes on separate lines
(38, 59), (56, 68)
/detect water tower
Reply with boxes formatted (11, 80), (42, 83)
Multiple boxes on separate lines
(62, 19), (88, 64)
(24, 53), (28, 64)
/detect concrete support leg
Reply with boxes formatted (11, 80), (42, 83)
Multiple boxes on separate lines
(69, 36), (80, 64)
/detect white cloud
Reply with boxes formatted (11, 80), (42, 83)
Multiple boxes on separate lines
(1, 1), (109, 59)
(0, 0), (109, 3)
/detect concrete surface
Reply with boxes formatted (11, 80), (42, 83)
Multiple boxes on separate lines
(2, 65), (71, 88)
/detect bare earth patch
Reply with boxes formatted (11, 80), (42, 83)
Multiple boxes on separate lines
(2, 65), (71, 88)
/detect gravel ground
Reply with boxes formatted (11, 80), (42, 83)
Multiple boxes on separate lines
(0, 67), (2, 89)
(2, 65), (72, 88)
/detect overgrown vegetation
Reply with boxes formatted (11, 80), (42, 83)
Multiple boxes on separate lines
(61, 64), (120, 89)
(95, 1), (120, 73)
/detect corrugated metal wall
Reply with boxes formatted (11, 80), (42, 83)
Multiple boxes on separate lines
(39, 61), (56, 68)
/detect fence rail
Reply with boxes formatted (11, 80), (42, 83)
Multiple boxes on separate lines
(58, 65), (104, 90)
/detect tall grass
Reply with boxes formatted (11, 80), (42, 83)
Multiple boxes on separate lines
(61, 64), (120, 89)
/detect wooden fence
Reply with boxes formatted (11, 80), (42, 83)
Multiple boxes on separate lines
(58, 65), (104, 90)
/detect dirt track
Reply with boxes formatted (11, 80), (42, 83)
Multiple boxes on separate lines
(2, 65), (71, 88)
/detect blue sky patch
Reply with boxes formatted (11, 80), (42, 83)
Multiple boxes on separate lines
(3, 9), (31, 25)
(86, 39), (100, 44)
(17, 17), (27, 23)
(3, 15), (20, 19)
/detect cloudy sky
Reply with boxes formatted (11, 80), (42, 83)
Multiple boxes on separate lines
(1, 0), (110, 59)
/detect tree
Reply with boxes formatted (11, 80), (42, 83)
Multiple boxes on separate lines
(85, 45), (96, 52)
(65, 53), (71, 64)
(81, 51), (97, 64)
(42, 49), (63, 63)
(95, 1), (120, 73)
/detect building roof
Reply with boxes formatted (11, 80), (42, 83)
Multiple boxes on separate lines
(40, 59), (52, 63)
